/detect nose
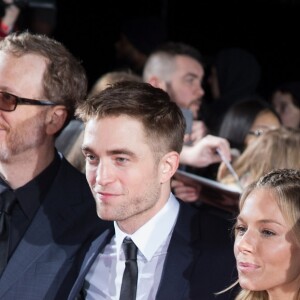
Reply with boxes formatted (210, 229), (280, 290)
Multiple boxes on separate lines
(195, 83), (205, 99)
(198, 85), (205, 98)
(95, 161), (114, 186)
(235, 230), (256, 254)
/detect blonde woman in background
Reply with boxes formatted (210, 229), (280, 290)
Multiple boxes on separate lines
(217, 127), (300, 192)
(88, 70), (142, 97)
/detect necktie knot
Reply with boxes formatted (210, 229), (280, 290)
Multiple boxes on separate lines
(122, 237), (138, 261)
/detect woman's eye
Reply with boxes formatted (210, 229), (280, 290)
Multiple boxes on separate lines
(235, 225), (247, 236)
(261, 229), (275, 237)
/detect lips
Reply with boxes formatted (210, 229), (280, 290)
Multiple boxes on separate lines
(94, 191), (121, 202)
(238, 261), (260, 272)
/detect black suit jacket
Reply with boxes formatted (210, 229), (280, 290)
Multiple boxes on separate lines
(68, 201), (238, 300)
(0, 155), (111, 300)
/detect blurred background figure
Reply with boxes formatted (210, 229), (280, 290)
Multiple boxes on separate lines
(203, 96), (281, 182)
(218, 96), (281, 156)
(270, 81), (300, 129)
(0, 0), (20, 38)
(203, 47), (262, 135)
(114, 16), (167, 76)
(89, 70), (142, 97)
(143, 41), (205, 121)
(0, 0), (56, 38)
(217, 127), (300, 191)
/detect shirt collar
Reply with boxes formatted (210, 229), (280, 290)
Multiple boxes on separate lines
(0, 151), (61, 219)
(114, 193), (179, 261)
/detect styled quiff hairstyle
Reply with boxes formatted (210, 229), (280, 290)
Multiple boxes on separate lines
(0, 31), (87, 123)
(76, 81), (186, 157)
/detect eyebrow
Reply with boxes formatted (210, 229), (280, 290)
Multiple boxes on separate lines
(237, 216), (284, 227)
(82, 146), (137, 158)
(184, 72), (200, 78)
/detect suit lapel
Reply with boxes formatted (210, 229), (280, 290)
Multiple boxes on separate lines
(0, 200), (69, 296)
(156, 203), (201, 300)
(0, 158), (86, 297)
(68, 228), (115, 300)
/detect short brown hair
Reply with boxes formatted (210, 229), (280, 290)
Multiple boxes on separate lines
(76, 81), (186, 157)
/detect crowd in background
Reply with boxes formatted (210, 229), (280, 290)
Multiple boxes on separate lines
(0, 1), (299, 300)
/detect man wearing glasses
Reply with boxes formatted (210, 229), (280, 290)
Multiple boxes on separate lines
(0, 31), (109, 299)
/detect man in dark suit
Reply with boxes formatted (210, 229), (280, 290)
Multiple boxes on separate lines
(0, 31), (109, 299)
(68, 81), (238, 300)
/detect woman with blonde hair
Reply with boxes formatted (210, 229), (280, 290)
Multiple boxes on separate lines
(228, 168), (300, 300)
(217, 127), (300, 191)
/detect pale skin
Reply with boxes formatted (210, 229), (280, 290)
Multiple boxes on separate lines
(235, 188), (300, 300)
(147, 54), (207, 145)
(82, 115), (180, 234)
(147, 54), (205, 119)
(0, 51), (67, 189)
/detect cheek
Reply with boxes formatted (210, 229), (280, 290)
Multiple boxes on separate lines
(233, 238), (240, 258)
(86, 167), (96, 186)
(263, 243), (294, 269)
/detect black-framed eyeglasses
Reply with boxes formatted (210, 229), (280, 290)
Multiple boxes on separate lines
(0, 91), (62, 112)
(248, 129), (266, 137)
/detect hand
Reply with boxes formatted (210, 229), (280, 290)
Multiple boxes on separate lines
(184, 120), (207, 145)
(180, 135), (231, 168)
(171, 178), (201, 203)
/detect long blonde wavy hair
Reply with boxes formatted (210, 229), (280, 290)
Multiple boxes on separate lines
(218, 127), (300, 188)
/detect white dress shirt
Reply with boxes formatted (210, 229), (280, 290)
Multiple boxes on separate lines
(84, 193), (180, 300)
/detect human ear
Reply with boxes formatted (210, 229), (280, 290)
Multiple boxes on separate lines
(160, 151), (180, 184)
(148, 76), (166, 90)
(45, 105), (68, 135)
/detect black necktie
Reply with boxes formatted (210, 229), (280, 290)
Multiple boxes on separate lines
(0, 189), (16, 275)
(120, 237), (138, 300)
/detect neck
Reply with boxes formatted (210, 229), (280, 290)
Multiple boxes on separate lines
(268, 287), (300, 300)
(117, 186), (171, 234)
(0, 143), (55, 189)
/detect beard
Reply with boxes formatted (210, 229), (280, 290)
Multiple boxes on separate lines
(165, 82), (200, 118)
(0, 110), (47, 162)
(95, 172), (162, 225)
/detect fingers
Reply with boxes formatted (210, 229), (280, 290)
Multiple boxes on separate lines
(190, 120), (207, 142)
(171, 178), (200, 202)
(203, 135), (231, 162)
